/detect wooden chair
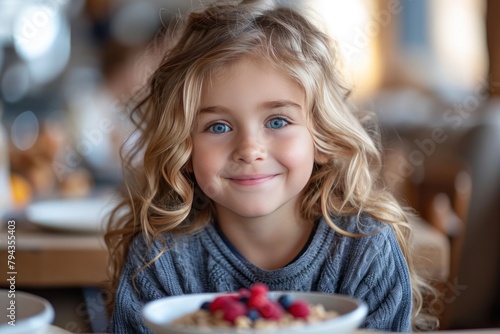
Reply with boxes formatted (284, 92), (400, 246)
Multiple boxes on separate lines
(382, 139), (472, 329)
(416, 168), (472, 330)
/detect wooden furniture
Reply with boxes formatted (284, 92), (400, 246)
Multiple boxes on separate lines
(381, 130), (473, 329)
(427, 194), (464, 329)
(0, 219), (108, 288)
(487, 0), (500, 96)
(406, 159), (472, 330)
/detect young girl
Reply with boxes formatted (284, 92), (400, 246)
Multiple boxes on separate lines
(106, 0), (436, 332)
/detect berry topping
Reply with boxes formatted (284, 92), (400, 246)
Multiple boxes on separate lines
(200, 301), (211, 310)
(247, 294), (268, 309)
(250, 283), (269, 297)
(238, 288), (251, 298)
(209, 295), (236, 312)
(278, 294), (294, 309)
(186, 283), (336, 330)
(239, 295), (250, 304)
(247, 308), (260, 321)
(222, 301), (247, 324)
(257, 301), (283, 320)
(288, 300), (311, 319)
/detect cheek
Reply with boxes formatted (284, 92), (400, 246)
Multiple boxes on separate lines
(277, 132), (315, 168)
(191, 140), (224, 197)
(191, 158), (219, 198)
(191, 146), (214, 179)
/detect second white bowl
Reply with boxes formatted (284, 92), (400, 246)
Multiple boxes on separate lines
(0, 289), (54, 334)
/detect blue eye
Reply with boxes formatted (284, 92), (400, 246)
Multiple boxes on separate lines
(266, 117), (289, 129)
(208, 123), (231, 134)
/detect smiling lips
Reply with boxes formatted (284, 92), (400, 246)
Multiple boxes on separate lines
(228, 174), (278, 186)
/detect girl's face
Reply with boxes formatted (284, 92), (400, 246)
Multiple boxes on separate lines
(191, 58), (316, 222)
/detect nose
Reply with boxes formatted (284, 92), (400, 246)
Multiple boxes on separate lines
(232, 133), (267, 163)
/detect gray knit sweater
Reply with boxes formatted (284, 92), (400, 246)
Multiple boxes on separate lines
(109, 215), (412, 333)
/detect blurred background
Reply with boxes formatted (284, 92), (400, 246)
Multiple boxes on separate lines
(0, 0), (499, 332)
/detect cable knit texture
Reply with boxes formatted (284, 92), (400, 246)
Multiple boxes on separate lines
(108, 214), (412, 333)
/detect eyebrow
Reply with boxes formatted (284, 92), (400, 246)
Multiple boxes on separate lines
(259, 100), (302, 111)
(199, 100), (302, 114)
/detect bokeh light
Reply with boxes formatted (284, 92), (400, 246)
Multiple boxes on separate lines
(1, 62), (31, 103)
(13, 3), (61, 61)
(11, 110), (39, 151)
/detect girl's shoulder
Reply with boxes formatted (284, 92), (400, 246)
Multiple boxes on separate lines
(323, 213), (408, 271)
(324, 213), (402, 257)
(331, 212), (393, 236)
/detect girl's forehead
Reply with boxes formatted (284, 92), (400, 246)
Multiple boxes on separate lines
(201, 56), (304, 95)
(200, 58), (303, 105)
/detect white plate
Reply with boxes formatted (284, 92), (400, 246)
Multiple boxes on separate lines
(25, 196), (118, 234)
(143, 291), (368, 334)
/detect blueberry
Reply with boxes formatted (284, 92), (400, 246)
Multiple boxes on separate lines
(200, 301), (211, 310)
(247, 308), (260, 321)
(278, 294), (293, 309)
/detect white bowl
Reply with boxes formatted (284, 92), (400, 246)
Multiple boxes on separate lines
(0, 289), (55, 334)
(142, 291), (368, 334)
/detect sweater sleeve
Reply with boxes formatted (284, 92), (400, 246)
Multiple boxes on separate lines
(107, 236), (166, 334)
(352, 227), (413, 332)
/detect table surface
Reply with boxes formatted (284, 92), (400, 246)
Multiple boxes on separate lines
(0, 217), (108, 288)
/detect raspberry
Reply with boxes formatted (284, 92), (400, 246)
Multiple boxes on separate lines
(222, 301), (247, 324)
(247, 294), (267, 309)
(257, 301), (283, 320)
(288, 300), (310, 319)
(250, 283), (268, 297)
(277, 294), (293, 309)
(209, 295), (237, 312)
